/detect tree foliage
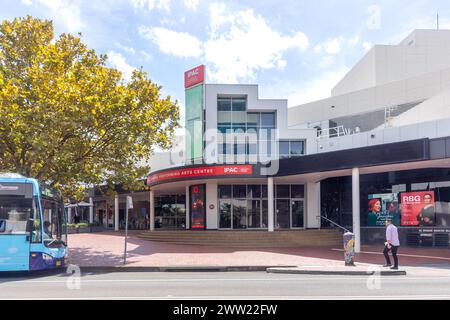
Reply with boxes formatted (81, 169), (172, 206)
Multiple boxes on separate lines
(0, 16), (180, 200)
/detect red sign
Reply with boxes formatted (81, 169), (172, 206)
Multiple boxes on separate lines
(147, 165), (253, 185)
(184, 65), (205, 88)
(400, 191), (435, 226)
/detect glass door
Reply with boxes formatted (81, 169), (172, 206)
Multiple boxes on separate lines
(247, 200), (261, 229)
(218, 199), (232, 229)
(276, 199), (290, 229)
(291, 199), (304, 228)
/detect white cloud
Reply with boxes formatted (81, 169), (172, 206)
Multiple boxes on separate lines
(35, 0), (84, 33)
(107, 51), (136, 81)
(184, 0), (199, 10)
(21, 0), (33, 5)
(138, 26), (202, 58)
(115, 42), (136, 55)
(362, 42), (373, 51)
(318, 56), (335, 69)
(313, 37), (343, 56)
(130, 0), (170, 12)
(140, 50), (152, 61)
(138, 3), (309, 82)
(204, 3), (309, 83)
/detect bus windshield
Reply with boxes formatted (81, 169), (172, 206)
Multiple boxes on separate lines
(0, 197), (33, 234)
(42, 199), (67, 247)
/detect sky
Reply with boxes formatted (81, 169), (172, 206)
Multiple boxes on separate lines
(3, 0), (450, 131)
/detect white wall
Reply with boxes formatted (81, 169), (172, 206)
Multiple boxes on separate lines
(317, 118), (450, 153)
(332, 29), (450, 96)
(206, 182), (218, 230)
(289, 66), (450, 128)
(205, 84), (317, 165)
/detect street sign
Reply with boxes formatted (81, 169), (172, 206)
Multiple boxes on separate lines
(127, 195), (133, 209)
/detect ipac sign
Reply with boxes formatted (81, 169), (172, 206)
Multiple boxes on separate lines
(147, 165), (253, 186)
(184, 65), (205, 88)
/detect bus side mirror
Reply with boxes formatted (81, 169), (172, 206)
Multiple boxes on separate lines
(26, 219), (34, 233)
(0, 220), (5, 233)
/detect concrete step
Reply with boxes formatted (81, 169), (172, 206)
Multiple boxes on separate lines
(137, 229), (342, 247)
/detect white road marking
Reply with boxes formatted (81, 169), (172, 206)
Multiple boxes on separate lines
(1, 276), (450, 285)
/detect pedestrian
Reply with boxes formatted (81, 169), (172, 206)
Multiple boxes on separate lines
(383, 218), (400, 269)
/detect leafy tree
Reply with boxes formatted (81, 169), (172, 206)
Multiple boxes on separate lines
(0, 16), (180, 200)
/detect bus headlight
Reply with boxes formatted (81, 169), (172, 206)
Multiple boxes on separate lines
(42, 253), (53, 263)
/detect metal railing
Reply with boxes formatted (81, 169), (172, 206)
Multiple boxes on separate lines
(316, 125), (346, 140)
(320, 216), (351, 233)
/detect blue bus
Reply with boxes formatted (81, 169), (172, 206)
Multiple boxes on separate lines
(0, 173), (67, 272)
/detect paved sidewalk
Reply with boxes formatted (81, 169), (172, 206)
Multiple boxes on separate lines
(68, 232), (450, 276)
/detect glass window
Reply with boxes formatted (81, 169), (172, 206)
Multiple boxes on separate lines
(232, 98), (246, 111)
(246, 113), (260, 127)
(218, 185), (232, 199)
(262, 200), (268, 228)
(279, 141), (290, 158)
(233, 185), (247, 198)
(218, 97), (231, 111)
(232, 111), (246, 127)
(291, 185), (305, 198)
(261, 113), (275, 127)
(232, 199), (247, 229)
(276, 185), (290, 198)
(0, 197), (34, 235)
(247, 200), (261, 228)
(247, 185), (261, 198)
(262, 185), (268, 198)
(218, 111), (232, 125)
(290, 141), (304, 156)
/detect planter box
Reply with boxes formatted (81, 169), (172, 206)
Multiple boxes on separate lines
(89, 226), (104, 233)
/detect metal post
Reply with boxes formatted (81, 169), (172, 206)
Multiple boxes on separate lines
(124, 197), (129, 265)
(352, 167), (361, 253)
(185, 186), (190, 230)
(89, 197), (94, 224)
(114, 195), (119, 231)
(268, 177), (274, 232)
(149, 190), (155, 231)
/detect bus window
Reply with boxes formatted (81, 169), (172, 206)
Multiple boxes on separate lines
(0, 197), (33, 234)
(42, 200), (66, 247)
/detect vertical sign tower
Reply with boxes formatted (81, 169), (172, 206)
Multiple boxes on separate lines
(184, 65), (205, 163)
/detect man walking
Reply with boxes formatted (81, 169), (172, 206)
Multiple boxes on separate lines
(383, 218), (400, 269)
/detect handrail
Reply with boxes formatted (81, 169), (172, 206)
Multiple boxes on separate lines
(320, 216), (351, 233)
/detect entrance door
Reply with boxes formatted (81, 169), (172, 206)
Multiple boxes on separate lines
(291, 200), (304, 228)
(218, 199), (232, 229)
(276, 199), (290, 229)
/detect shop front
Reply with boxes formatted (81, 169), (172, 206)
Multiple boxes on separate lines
(321, 168), (450, 247)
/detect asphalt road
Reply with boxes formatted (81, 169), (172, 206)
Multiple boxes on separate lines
(1, 271), (450, 300)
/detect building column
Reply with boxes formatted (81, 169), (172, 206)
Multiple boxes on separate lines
(352, 167), (361, 253)
(149, 190), (155, 231)
(89, 197), (94, 224)
(67, 207), (72, 224)
(268, 177), (274, 232)
(185, 186), (190, 230)
(114, 195), (119, 231)
(306, 182), (321, 228)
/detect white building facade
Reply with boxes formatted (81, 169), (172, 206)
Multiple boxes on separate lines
(92, 29), (450, 250)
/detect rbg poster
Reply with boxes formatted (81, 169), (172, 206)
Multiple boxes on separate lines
(400, 191), (435, 226)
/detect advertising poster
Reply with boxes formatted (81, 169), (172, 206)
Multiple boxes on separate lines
(400, 191), (435, 226)
(190, 184), (206, 229)
(367, 193), (400, 226)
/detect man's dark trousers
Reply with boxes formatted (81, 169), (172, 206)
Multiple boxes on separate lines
(383, 245), (399, 267)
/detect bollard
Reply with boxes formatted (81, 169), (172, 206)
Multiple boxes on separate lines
(343, 232), (355, 266)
